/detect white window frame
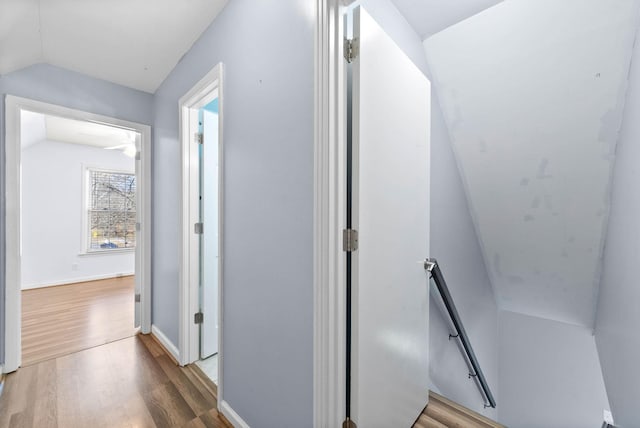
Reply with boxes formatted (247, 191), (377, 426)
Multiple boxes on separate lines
(81, 166), (137, 255)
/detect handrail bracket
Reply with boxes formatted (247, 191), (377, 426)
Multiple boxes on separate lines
(424, 257), (497, 409)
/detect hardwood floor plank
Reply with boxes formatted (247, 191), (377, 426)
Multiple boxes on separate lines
(183, 364), (218, 402)
(0, 364), (38, 427)
(3, 328), (231, 427)
(116, 391), (158, 428)
(32, 359), (58, 428)
(143, 381), (197, 427)
(200, 408), (232, 428)
(138, 333), (164, 358)
(131, 337), (172, 394)
(9, 411), (27, 428)
(21, 276), (137, 366)
(184, 417), (209, 428)
(155, 354), (213, 417)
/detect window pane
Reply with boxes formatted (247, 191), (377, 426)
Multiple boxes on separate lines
(88, 170), (136, 250)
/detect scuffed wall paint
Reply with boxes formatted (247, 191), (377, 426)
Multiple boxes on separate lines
(424, 0), (639, 328)
(595, 11), (640, 425)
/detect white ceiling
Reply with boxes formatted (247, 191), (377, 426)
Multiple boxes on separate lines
(20, 110), (46, 149)
(45, 115), (138, 150)
(0, 0), (228, 93)
(21, 110), (138, 152)
(392, 0), (503, 39)
(424, 0), (638, 327)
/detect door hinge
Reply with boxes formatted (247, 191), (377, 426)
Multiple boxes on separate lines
(342, 418), (357, 428)
(194, 222), (204, 234)
(135, 222), (141, 232)
(194, 312), (204, 324)
(344, 37), (359, 63)
(343, 228), (359, 252)
(135, 293), (141, 303)
(195, 133), (203, 144)
(135, 151), (141, 160)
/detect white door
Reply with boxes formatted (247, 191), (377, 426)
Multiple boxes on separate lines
(134, 133), (142, 328)
(201, 108), (219, 359)
(350, 7), (431, 427)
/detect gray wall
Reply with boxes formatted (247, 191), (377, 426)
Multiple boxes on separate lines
(595, 22), (640, 428)
(0, 64), (153, 364)
(499, 310), (610, 428)
(363, 0), (500, 419)
(151, 0), (314, 426)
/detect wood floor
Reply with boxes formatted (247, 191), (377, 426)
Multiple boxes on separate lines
(0, 334), (231, 428)
(22, 276), (138, 366)
(413, 391), (505, 428)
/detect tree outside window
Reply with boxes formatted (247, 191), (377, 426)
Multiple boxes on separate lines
(88, 169), (136, 251)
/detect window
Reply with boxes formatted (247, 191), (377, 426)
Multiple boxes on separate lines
(86, 169), (136, 251)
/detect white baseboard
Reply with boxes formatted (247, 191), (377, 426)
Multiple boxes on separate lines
(220, 400), (250, 428)
(151, 325), (180, 363)
(22, 272), (135, 290)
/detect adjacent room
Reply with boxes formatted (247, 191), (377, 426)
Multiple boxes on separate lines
(20, 110), (139, 366)
(193, 98), (221, 386)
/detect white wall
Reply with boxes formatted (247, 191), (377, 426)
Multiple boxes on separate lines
(499, 310), (610, 428)
(427, 63), (499, 420)
(21, 140), (135, 288)
(595, 13), (640, 427)
(424, 0), (639, 328)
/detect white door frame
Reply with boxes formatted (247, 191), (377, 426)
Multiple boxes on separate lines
(314, 0), (349, 426)
(3, 95), (152, 373)
(178, 64), (224, 382)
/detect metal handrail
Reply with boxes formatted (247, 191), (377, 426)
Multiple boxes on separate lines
(424, 258), (497, 409)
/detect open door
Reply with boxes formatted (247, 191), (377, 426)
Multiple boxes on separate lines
(200, 107), (220, 359)
(134, 132), (142, 329)
(349, 7), (431, 427)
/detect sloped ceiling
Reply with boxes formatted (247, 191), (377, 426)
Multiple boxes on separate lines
(424, 0), (639, 327)
(44, 115), (138, 150)
(392, 0), (503, 39)
(21, 110), (137, 152)
(0, 0), (228, 93)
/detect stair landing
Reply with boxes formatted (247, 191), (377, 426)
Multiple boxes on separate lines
(413, 391), (505, 428)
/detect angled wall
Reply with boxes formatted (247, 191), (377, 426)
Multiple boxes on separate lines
(595, 14), (640, 427)
(499, 311), (610, 428)
(428, 93), (499, 419)
(424, 0), (639, 328)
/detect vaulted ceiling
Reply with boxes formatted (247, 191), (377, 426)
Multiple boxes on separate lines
(423, 0), (638, 327)
(0, 0), (228, 93)
(21, 110), (138, 153)
(392, 0), (502, 39)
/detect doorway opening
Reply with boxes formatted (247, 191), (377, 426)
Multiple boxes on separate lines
(3, 96), (152, 373)
(21, 110), (139, 366)
(194, 99), (221, 384)
(179, 64), (224, 395)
